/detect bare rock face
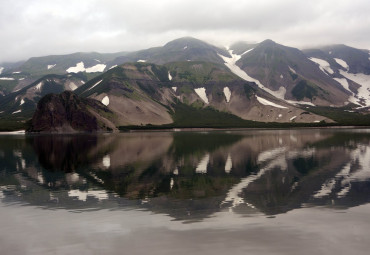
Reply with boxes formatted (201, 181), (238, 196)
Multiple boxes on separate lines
(27, 91), (113, 133)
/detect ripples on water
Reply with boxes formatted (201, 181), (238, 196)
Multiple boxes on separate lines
(0, 129), (370, 254)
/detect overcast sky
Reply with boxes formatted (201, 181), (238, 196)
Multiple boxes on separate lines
(1, 0), (369, 62)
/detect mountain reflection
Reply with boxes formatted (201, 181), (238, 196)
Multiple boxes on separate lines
(0, 129), (370, 220)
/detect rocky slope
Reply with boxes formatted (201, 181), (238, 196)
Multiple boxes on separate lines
(27, 91), (116, 132)
(225, 40), (352, 106)
(303, 44), (370, 107)
(74, 62), (329, 125)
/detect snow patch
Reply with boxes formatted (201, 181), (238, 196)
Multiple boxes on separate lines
(86, 64), (106, 73)
(102, 96), (110, 106)
(225, 154), (232, 173)
(280, 74), (284, 79)
(173, 168), (179, 175)
(257, 147), (287, 163)
(69, 82), (78, 91)
(196, 154), (209, 174)
(334, 58), (349, 70)
(309, 57), (334, 75)
(12, 71), (21, 74)
(0, 67), (3, 74)
(219, 49), (292, 102)
(68, 189), (108, 202)
(94, 59), (101, 63)
(0, 77), (15, 80)
(12, 110), (22, 114)
(194, 87), (209, 104)
(102, 155), (110, 168)
(286, 100), (315, 106)
(66, 62), (85, 73)
(168, 71), (172, 81)
(333, 78), (357, 104)
(87, 80), (103, 91)
(35, 82), (43, 91)
(312, 144), (370, 199)
(19, 78), (25, 81)
(183, 46), (188, 50)
(20, 99), (25, 106)
(339, 70), (370, 106)
(334, 78), (351, 92)
(137, 60), (147, 63)
(47, 64), (56, 70)
(67, 62), (106, 73)
(288, 66), (296, 74)
(256, 95), (287, 109)
(171, 87), (177, 92)
(290, 116), (297, 121)
(223, 87), (231, 103)
(109, 65), (117, 70)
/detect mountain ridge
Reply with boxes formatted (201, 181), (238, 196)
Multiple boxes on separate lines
(1, 36), (370, 131)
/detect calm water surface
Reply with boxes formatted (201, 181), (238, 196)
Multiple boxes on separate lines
(0, 129), (370, 255)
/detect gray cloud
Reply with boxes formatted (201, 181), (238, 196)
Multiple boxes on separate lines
(0, 0), (369, 62)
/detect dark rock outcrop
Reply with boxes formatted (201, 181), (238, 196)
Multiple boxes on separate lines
(27, 91), (114, 133)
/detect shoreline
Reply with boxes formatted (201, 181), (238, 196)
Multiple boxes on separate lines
(2, 126), (369, 135)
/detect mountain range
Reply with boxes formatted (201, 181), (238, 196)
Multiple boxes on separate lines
(0, 37), (369, 131)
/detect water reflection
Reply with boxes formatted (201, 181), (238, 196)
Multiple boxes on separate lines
(0, 129), (370, 220)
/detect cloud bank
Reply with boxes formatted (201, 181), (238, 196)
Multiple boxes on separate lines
(0, 0), (369, 62)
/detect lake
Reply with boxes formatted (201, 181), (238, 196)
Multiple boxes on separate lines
(0, 128), (370, 255)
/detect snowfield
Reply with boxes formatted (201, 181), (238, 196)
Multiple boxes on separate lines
(256, 95), (287, 109)
(334, 78), (351, 92)
(334, 58), (349, 70)
(66, 62), (85, 73)
(223, 87), (231, 103)
(196, 154), (210, 174)
(102, 96), (110, 106)
(69, 82), (78, 91)
(86, 64), (106, 73)
(35, 82), (43, 91)
(102, 155), (110, 168)
(219, 49), (309, 106)
(12, 110), (22, 114)
(47, 64), (56, 70)
(194, 87), (209, 104)
(87, 80), (103, 91)
(288, 66), (296, 74)
(309, 57), (334, 75)
(225, 154), (232, 173)
(67, 62), (106, 73)
(339, 70), (370, 106)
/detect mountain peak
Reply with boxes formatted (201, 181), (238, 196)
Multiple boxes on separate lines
(164, 37), (213, 50)
(259, 39), (278, 47)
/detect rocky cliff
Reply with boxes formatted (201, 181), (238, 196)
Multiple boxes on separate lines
(27, 91), (116, 133)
